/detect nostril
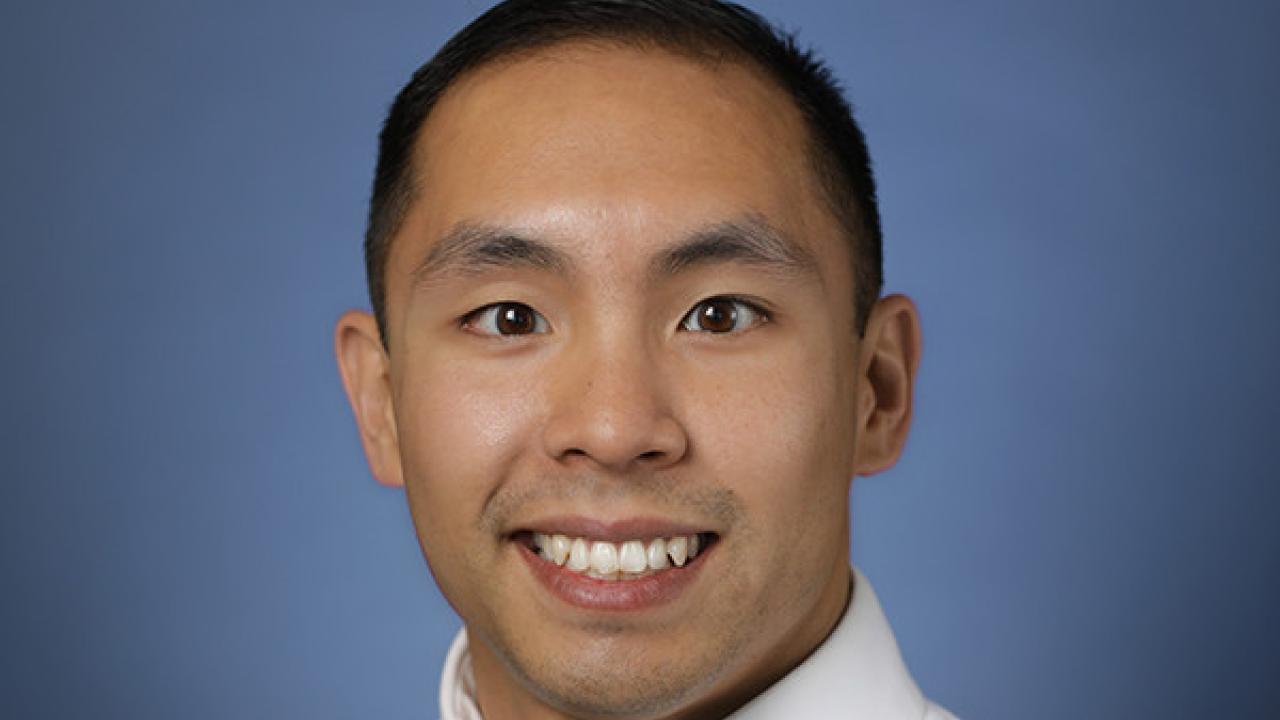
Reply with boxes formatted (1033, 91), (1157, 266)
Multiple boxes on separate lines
(638, 450), (665, 462)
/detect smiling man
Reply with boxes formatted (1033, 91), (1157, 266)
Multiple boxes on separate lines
(335, 1), (953, 718)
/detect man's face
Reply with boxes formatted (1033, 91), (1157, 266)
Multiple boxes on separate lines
(380, 45), (865, 717)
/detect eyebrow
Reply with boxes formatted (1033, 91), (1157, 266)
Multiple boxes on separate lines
(410, 215), (818, 289)
(649, 216), (819, 280)
(410, 223), (573, 288)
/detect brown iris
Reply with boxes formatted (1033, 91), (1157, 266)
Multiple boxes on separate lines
(695, 299), (738, 333)
(494, 303), (537, 335)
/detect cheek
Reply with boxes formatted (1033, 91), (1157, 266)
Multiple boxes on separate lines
(395, 355), (544, 536)
(687, 341), (855, 532)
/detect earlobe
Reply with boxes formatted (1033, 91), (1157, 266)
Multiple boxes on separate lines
(852, 294), (922, 477)
(334, 310), (405, 487)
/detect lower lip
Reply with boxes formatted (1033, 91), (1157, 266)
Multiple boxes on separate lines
(517, 542), (712, 612)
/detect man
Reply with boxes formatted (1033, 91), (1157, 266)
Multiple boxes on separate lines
(335, 1), (953, 718)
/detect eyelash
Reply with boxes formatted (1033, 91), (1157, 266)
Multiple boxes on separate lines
(459, 296), (771, 337)
(678, 296), (771, 334)
(461, 302), (549, 337)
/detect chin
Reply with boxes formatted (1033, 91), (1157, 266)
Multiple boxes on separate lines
(504, 635), (728, 720)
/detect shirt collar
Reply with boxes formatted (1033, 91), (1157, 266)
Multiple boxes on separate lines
(439, 568), (927, 720)
(439, 627), (483, 720)
(727, 567), (927, 718)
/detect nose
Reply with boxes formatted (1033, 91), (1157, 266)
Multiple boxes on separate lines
(540, 338), (689, 474)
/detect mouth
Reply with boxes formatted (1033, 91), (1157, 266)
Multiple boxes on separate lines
(509, 523), (720, 611)
(513, 530), (718, 580)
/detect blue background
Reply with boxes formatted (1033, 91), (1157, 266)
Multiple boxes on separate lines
(2, 1), (1277, 717)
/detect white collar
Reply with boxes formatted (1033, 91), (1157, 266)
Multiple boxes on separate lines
(727, 567), (937, 718)
(439, 569), (950, 719)
(439, 625), (482, 720)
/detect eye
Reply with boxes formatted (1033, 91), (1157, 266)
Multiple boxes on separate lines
(463, 302), (550, 337)
(679, 297), (768, 334)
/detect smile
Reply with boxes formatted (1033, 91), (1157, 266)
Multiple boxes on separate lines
(522, 532), (715, 580)
(511, 523), (720, 611)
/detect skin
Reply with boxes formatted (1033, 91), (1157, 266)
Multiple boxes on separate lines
(336, 44), (922, 720)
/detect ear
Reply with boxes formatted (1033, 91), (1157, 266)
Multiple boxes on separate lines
(335, 310), (404, 487)
(852, 294), (923, 476)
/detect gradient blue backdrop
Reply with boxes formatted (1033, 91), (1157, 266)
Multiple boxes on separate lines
(2, 1), (1277, 717)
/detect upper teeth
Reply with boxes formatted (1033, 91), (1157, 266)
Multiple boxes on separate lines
(533, 533), (704, 578)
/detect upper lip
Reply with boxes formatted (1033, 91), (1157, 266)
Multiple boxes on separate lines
(512, 515), (717, 542)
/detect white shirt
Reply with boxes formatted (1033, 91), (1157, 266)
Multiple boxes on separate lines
(439, 569), (957, 719)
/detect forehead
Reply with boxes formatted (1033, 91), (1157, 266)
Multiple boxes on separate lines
(391, 42), (847, 283)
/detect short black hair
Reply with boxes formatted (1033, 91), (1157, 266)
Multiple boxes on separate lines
(364, 0), (882, 345)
